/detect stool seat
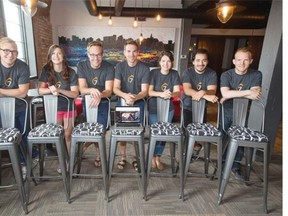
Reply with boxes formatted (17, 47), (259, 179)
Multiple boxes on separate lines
(111, 127), (144, 135)
(28, 123), (64, 137)
(187, 122), (221, 136)
(228, 126), (268, 142)
(0, 128), (20, 143)
(72, 122), (105, 136)
(151, 122), (182, 135)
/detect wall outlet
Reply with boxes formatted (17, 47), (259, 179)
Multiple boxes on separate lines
(180, 54), (187, 59)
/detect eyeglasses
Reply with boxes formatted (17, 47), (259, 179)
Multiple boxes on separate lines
(88, 52), (103, 58)
(0, 48), (18, 56)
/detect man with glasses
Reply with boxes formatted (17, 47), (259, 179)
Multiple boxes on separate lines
(0, 37), (38, 177)
(77, 40), (114, 167)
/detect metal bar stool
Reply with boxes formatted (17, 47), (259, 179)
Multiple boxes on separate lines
(218, 98), (269, 213)
(145, 97), (184, 201)
(182, 99), (222, 200)
(108, 98), (146, 200)
(0, 97), (29, 214)
(26, 94), (70, 202)
(69, 95), (109, 202)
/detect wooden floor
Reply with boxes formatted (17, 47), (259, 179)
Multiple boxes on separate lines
(0, 126), (282, 216)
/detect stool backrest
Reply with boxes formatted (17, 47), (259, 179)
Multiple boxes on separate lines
(0, 97), (28, 134)
(156, 97), (170, 122)
(232, 98), (249, 127)
(0, 97), (16, 128)
(191, 99), (206, 123)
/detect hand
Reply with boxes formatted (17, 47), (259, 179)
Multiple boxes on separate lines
(49, 85), (58, 95)
(124, 93), (136, 106)
(192, 90), (205, 101)
(161, 89), (172, 99)
(89, 96), (101, 108)
(249, 88), (262, 100)
(205, 95), (218, 103)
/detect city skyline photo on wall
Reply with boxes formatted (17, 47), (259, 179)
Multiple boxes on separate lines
(58, 26), (175, 67)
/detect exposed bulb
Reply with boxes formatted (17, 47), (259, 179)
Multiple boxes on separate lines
(156, 13), (161, 21)
(133, 19), (138, 28)
(108, 17), (113, 25)
(98, 13), (103, 20)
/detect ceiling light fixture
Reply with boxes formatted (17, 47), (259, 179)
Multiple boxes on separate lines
(98, 0), (102, 20)
(108, 0), (112, 25)
(133, 0), (138, 28)
(9, 0), (47, 17)
(156, 0), (161, 21)
(208, 0), (246, 24)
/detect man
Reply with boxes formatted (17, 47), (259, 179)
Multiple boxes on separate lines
(182, 49), (218, 159)
(220, 47), (262, 180)
(113, 39), (150, 171)
(0, 37), (38, 175)
(77, 40), (114, 167)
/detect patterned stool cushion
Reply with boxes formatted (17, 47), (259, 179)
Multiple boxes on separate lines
(150, 122), (183, 136)
(228, 125), (269, 142)
(28, 123), (64, 137)
(0, 128), (20, 143)
(187, 122), (221, 136)
(111, 128), (143, 136)
(72, 122), (105, 136)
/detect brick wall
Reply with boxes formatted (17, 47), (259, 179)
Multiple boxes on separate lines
(32, 0), (53, 77)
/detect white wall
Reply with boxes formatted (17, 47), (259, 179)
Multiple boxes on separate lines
(50, 1), (183, 70)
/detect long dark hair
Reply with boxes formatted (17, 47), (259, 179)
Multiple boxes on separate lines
(43, 44), (70, 85)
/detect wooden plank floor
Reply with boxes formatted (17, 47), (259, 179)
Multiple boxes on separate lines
(0, 129), (282, 216)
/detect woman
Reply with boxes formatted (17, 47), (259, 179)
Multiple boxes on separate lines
(38, 44), (79, 173)
(148, 50), (181, 171)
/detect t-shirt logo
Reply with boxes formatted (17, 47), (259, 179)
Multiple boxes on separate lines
(128, 75), (134, 83)
(237, 83), (243, 91)
(161, 83), (169, 91)
(196, 82), (202, 90)
(56, 81), (62, 88)
(4, 77), (12, 87)
(92, 77), (98, 85)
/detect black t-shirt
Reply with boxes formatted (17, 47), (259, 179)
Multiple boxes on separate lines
(39, 67), (78, 111)
(0, 59), (30, 112)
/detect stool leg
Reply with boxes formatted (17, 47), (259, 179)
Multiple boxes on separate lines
(108, 137), (117, 197)
(69, 138), (77, 201)
(9, 145), (28, 214)
(177, 136), (184, 201)
(218, 140), (238, 205)
(138, 136), (146, 199)
(98, 137), (108, 201)
(145, 138), (156, 200)
(204, 142), (211, 175)
(217, 139), (222, 192)
(55, 139), (69, 202)
(263, 144), (269, 213)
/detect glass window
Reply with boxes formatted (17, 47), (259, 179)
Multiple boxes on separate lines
(2, 0), (37, 78)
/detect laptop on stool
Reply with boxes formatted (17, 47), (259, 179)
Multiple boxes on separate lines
(114, 106), (143, 128)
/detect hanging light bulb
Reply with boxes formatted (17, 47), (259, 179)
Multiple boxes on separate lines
(98, 0), (102, 20)
(133, 18), (138, 28)
(108, 16), (113, 25)
(156, 13), (161, 21)
(21, 0), (38, 17)
(139, 33), (143, 44)
(156, 0), (161, 21)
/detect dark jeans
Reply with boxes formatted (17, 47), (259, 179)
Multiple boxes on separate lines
(219, 106), (244, 171)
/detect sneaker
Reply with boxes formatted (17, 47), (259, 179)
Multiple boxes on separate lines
(21, 165), (27, 180)
(191, 143), (203, 161)
(231, 169), (245, 181)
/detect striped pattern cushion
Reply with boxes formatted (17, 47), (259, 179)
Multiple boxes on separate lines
(228, 125), (269, 142)
(28, 123), (64, 137)
(187, 122), (221, 136)
(150, 122), (183, 136)
(72, 122), (104, 136)
(0, 128), (20, 143)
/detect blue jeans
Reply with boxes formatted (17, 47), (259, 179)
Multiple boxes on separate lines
(220, 106), (244, 170)
(149, 110), (174, 157)
(82, 98), (109, 128)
